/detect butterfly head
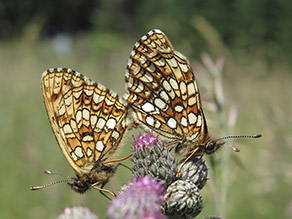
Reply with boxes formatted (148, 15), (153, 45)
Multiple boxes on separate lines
(68, 177), (90, 194)
(204, 139), (226, 154)
(204, 134), (263, 155)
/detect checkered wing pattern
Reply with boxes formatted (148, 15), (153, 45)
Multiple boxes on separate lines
(125, 29), (210, 156)
(42, 68), (128, 176)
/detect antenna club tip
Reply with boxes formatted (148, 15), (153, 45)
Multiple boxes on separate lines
(234, 148), (240, 152)
(30, 186), (37, 191)
(255, 134), (263, 138)
(44, 170), (52, 174)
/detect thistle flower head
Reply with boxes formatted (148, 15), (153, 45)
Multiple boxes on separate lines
(162, 180), (203, 218)
(133, 131), (159, 148)
(57, 206), (98, 219)
(177, 156), (208, 190)
(107, 175), (166, 219)
(132, 131), (177, 186)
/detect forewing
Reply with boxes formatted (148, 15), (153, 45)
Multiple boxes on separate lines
(125, 29), (206, 143)
(41, 68), (128, 175)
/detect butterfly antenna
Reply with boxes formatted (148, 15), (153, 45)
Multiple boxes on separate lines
(30, 179), (70, 191)
(30, 169), (73, 191)
(217, 134), (262, 152)
(43, 169), (72, 179)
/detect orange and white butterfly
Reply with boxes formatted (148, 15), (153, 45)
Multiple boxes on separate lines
(125, 29), (261, 160)
(34, 68), (129, 194)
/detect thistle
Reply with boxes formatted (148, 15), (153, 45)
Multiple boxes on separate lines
(132, 131), (177, 186)
(107, 175), (166, 219)
(110, 131), (209, 219)
(177, 156), (208, 190)
(57, 206), (98, 219)
(162, 180), (203, 219)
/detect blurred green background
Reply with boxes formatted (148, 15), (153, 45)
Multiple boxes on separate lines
(0, 0), (291, 218)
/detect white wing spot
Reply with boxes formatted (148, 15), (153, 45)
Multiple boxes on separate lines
(86, 148), (92, 157)
(64, 95), (72, 106)
(155, 57), (166, 67)
(139, 55), (147, 64)
(175, 51), (187, 60)
(84, 88), (93, 96)
(187, 83), (196, 95)
(70, 120), (78, 132)
(162, 80), (172, 91)
(181, 117), (188, 127)
(148, 51), (157, 59)
(112, 131), (120, 140)
(188, 113), (197, 125)
(74, 147), (84, 158)
(169, 78), (178, 90)
(76, 110), (82, 124)
(90, 115), (97, 127)
(154, 120), (161, 129)
(197, 115), (202, 127)
(130, 49), (136, 57)
(132, 64), (141, 75)
(59, 104), (66, 115)
(135, 81), (144, 93)
(106, 118), (116, 129)
(188, 96), (197, 106)
(146, 63), (156, 72)
(140, 73), (153, 83)
(63, 124), (72, 134)
(127, 58), (133, 67)
(190, 132), (199, 141)
(159, 90), (169, 102)
(136, 111), (143, 121)
(97, 118), (106, 129)
(83, 135), (93, 142)
(93, 92), (105, 104)
(167, 118), (177, 129)
(122, 119), (126, 129)
(168, 58), (178, 68)
(105, 97), (115, 106)
(146, 116), (154, 126)
(180, 81), (187, 96)
(179, 62), (189, 73)
(71, 152), (78, 161)
(73, 90), (82, 99)
(96, 141), (104, 152)
(142, 102), (155, 112)
(175, 105), (184, 113)
(154, 98), (167, 110)
(83, 109), (90, 121)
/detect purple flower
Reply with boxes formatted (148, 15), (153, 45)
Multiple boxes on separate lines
(57, 206), (98, 219)
(132, 131), (159, 148)
(131, 131), (177, 186)
(107, 175), (166, 219)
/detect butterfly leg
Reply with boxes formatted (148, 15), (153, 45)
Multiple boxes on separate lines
(91, 163), (133, 199)
(91, 182), (116, 200)
(114, 162), (133, 173)
(176, 147), (199, 177)
(102, 154), (132, 165)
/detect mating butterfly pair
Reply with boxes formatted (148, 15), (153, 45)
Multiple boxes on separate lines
(32, 29), (260, 193)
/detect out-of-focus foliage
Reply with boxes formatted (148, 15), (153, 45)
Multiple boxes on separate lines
(0, 0), (98, 38)
(0, 0), (291, 63)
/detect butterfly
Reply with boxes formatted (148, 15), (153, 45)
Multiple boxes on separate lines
(33, 68), (129, 194)
(125, 29), (261, 162)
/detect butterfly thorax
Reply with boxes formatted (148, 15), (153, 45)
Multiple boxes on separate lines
(175, 135), (225, 156)
(68, 163), (115, 194)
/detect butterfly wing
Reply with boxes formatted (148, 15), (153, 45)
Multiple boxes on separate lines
(42, 68), (128, 175)
(125, 29), (207, 146)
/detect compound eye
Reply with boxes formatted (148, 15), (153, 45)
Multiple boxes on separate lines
(206, 142), (216, 154)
